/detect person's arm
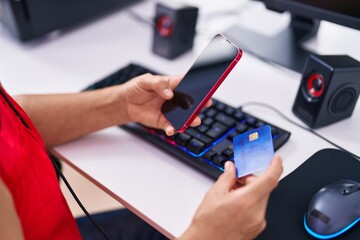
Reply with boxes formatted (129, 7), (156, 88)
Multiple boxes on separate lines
(14, 74), (208, 147)
(14, 85), (127, 146)
(178, 156), (283, 240)
(0, 180), (24, 240)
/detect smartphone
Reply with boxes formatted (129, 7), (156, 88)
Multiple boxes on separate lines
(161, 34), (242, 132)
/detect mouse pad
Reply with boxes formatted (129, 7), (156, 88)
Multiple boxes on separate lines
(256, 149), (360, 240)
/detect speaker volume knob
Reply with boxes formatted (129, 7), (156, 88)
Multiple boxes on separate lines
(156, 15), (174, 37)
(306, 73), (324, 99)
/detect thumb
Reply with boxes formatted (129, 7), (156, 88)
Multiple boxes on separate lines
(212, 161), (238, 193)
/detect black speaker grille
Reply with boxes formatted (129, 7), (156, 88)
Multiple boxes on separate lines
(330, 86), (357, 115)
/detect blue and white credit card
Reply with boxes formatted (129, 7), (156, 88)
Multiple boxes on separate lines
(233, 125), (274, 178)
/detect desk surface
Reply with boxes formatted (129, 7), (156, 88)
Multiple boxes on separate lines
(1, 0), (360, 238)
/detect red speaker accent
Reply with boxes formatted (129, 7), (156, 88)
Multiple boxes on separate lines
(156, 16), (174, 37)
(306, 73), (324, 98)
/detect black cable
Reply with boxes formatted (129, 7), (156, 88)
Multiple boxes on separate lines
(126, 9), (154, 27)
(47, 151), (111, 240)
(239, 101), (360, 160)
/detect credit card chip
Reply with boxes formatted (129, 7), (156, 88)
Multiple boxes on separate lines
(249, 132), (258, 141)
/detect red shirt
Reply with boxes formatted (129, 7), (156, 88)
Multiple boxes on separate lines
(0, 87), (81, 239)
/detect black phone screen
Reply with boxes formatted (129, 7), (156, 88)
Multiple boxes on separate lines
(161, 34), (240, 131)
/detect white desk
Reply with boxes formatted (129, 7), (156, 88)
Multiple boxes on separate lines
(1, 0), (360, 238)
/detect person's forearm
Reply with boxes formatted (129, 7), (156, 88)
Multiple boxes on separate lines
(0, 180), (24, 240)
(14, 86), (128, 147)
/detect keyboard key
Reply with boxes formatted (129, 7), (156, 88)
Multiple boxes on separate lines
(245, 116), (257, 126)
(215, 102), (226, 111)
(185, 128), (198, 136)
(210, 138), (233, 155)
(186, 139), (206, 154)
(154, 129), (164, 135)
(212, 155), (227, 167)
(236, 123), (248, 133)
(206, 108), (218, 118)
(233, 110), (245, 121)
(186, 129), (213, 147)
(197, 125), (209, 133)
(175, 133), (191, 147)
(215, 113), (236, 127)
(165, 133), (178, 141)
(203, 149), (217, 161)
(203, 117), (214, 126)
(206, 122), (228, 139)
(222, 148), (234, 159)
(198, 113), (206, 120)
(224, 106), (235, 115)
(255, 121), (265, 128)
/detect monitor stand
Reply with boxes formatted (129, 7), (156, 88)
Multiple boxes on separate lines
(225, 15), (320, 73)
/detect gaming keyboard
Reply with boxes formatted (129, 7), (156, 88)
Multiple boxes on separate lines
(84, 63), (291, 179)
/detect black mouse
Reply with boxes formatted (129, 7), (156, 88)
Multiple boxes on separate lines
(304, 179), (360, 239)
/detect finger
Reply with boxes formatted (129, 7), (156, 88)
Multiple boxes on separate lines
(189, 116), (201, 127)
(156, 115), (176, 136)
(212, 161), (238, 193)
(240, 156), (283, 199)
(261, 156), (283, 185)
(165, 125), (176, 136)
(169, 75), (184, 90)
(205, 99), (213, 108)
(138, 74), (174, 100)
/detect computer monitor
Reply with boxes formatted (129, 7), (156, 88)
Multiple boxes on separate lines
(0, 0), (142, 41)
(225, 0), (360, 73)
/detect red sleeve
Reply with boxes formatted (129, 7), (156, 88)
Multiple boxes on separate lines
(0, 88), (81, 240)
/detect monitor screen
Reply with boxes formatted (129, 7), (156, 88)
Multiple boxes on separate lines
(225, 0), (360, 72)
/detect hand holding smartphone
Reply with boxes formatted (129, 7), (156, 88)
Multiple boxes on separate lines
(161, 34), (242, 132)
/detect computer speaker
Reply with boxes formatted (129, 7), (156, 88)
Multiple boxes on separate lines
(292, 55), (360, 128)
(152, 2), (198, 59)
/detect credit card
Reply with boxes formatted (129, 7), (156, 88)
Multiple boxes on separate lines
(233, 125), (274, 178)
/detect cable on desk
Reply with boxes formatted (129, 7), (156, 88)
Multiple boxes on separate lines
(47, 150), (111, 240)
(126, 9), (154, 27)
(239, 101), (360, 160)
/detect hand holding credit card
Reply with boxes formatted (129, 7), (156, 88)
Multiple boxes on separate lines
(233, 125), (274, 178)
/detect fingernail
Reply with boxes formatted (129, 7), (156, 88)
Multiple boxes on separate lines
(163, 89), (172, 98)
(165, 126), (174, 136)
(224, 161), (231, 171)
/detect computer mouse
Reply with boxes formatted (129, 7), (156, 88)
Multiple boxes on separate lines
(304, 179), (360, 239)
